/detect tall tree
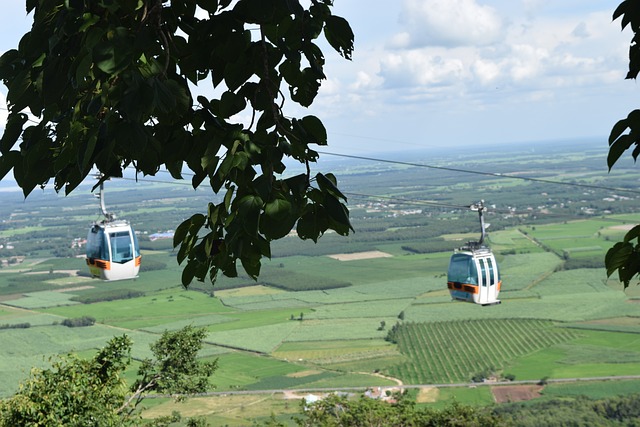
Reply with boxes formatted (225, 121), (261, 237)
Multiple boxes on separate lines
(606, 1), (640, 288)
(0, 0), (354, 285)
(0, 326), (216, 426)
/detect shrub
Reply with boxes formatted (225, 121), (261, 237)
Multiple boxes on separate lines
(71, 289), (144, 304)
(0, 323), (31, 330)
(61, 316), (96, 327)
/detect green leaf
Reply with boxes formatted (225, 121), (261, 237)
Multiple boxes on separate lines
(0, 151), (20, 180)
(301, 115), (327, 145)
(237, 194), (263, 235)
(297, 206), (328, 242)
(323, 15), (354, 60)
(609, 118), (629, 145)
(241, 255), (261, 280)
(218, 91), (247, 119)
(177, 234), (194, 265)
(79, 13), (100, 32)
(93, 28), (133, 75)
(6, 70), (33, 112)
(324, 193), (353, 235)
(607, 134), (634, 170)
(605, 241), (633, 277)
(173, 213), (206, 251)
(264, 197), (292, 219)
(613, 0), (629, 23)
(316, 172), (346, 200)
(0, 113), (28, 154)
(181, 260), (198, 287)
(224, 186), (235, 210)
(624, 225), (640, 243)
(261, 197), (296, 239)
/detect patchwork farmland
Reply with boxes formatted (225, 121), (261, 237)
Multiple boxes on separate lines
(1, 140), (640, 424)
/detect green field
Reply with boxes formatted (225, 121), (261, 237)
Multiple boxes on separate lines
(2, 141), (640, 424)
(386, 319), (578, 384)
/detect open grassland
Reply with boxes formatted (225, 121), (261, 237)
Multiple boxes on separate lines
(140, 394), (300, 427)
(212, 352), (305, 391)
(422, 386), (495, 409)
(204, 308), (314, 333)
(207, 322), (300, 353)
(565, 316), (640, 334)
(5, 290), (81, 308)
(498, 252), (562, 291)
(386, 319), (577, 384)
(284, 318), (392, 341)
(542, 379), (640, 399)
(273, 339), (400, 366)
(507, 329), (640, 380)
(39, 288), (234, 329)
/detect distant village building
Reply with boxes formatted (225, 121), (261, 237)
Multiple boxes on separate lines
(149, 232), (174, 241)
(71, 238), (86, 249)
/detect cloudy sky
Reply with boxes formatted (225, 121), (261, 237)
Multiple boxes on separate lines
(0, 0), (637, 156)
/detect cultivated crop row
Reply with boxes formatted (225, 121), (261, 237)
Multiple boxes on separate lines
(386, 318), (577, 384)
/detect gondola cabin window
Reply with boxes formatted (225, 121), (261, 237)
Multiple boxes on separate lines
(448, 253), (477, 285)
(86, 226), (108, 261)
(110, 231), (134, 263)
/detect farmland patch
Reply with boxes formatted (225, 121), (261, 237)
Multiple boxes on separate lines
(327, 251), (392, 261)
(416, 387), (439, 403)
(491, 385), (543, 403)
(386, 319), (577, 384)
(286, 369), (323, 378)
(207, 321), (299, 353)
(274, 339), (400, 365)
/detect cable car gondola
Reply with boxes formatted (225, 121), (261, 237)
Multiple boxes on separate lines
(85, 180), (141, 281)
(447, 201), (501, 305)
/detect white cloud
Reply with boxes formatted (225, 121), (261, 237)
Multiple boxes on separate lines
(471, 59), (502, 85)
(379, 50), (466, 89)
(361, 5), (629, 109)
(571, 21), (590, 39)
(396, 0), (504, 48)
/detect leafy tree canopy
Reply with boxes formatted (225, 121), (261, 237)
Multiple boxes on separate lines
(606, 0), (640, 288)
(0, 0), (355, 285)
(0, 326), (216, 426)
(293, 393), (504, 427)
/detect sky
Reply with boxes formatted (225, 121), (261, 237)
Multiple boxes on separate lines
(0, 0), (637, 156)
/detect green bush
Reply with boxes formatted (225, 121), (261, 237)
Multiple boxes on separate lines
(0, 323), (30, 330)
(61, 316), (96, 327)
(71, 289), (144, 304)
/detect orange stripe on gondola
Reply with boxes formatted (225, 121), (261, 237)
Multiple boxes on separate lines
(86, 258), (110, 270)
(135, 256), (141, 267)
(447, 282), (479, 294)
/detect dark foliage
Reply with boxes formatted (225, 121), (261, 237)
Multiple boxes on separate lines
(71, 289), (144, 304)
(0, 322), (30, 330)
(61, 316), (96, 327)
(494, 394), (640, 427)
